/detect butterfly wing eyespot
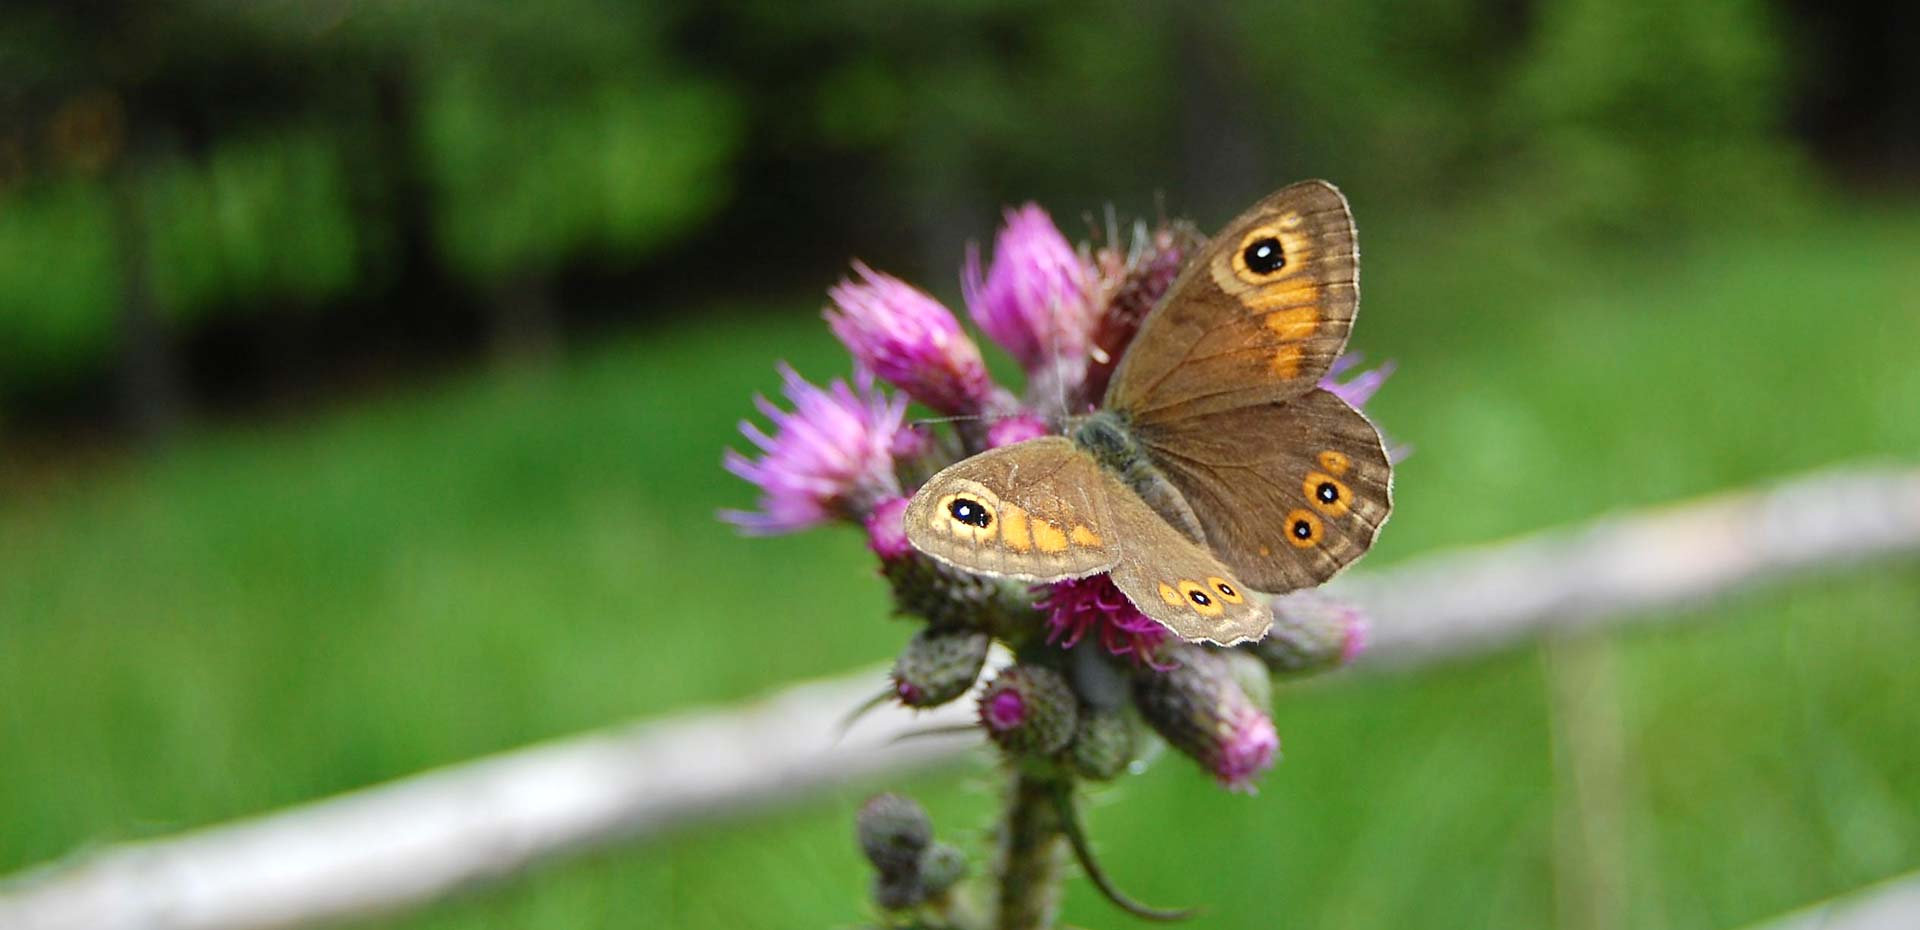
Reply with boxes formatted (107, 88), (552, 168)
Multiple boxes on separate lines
(1206, 576), (1246, 604)
(935, 492), (998, 544)
(1318, 450), (1350, 475)
(902, 437), (1121, 583)
(1175, 579), (1226, 618)
(1232, 227), (1291, 281)
(1284, 509), (1324, 548)
(1303, 472), (1352, 517)
(944, 495), (995, 528)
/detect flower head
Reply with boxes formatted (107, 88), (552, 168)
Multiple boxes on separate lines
(864, 496), (912, 561)
(1214, 706), (1281, 791)
(1133, 646), (1281, 791)
(963, 205), (1098, 381)
(1068, 708), (1137, 781)
(891, 627), (990, 708)
(1079, 221), (1197, 404)
(983, 688), (1027, 731)
(856, 793), (933, 877)
(827, 263), (995, 415)
(1036, 575), (1171, 666)
(1341, 611), (1371, 663)
(977, 664), (1078, 756)
(1253, 593), (1374, 677)
(722, 365), (905, 534)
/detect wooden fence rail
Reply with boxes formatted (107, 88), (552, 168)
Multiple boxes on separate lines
(3, 464), (1917, 930)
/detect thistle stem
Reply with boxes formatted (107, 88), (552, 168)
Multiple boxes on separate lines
(994, 770), (1065, 930)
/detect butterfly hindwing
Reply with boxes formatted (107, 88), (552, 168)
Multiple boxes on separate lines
(1106, 180), (1358, 424)
(1099, 467), (1273, 646)
(1135, 389), (1391, 592)
(904, 437), (1121, 582)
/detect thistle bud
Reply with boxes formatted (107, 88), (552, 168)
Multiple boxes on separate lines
(1252, 593), (1371, 678)
(871, 873), (921, 912)
(1223, 649), (1273, 711)
(857, 793), (932, 877)
(1068, 707), (1136, 781)
(917, 842), (968, 896)
(881, 557), (1002, 628)
(978, 664), (1078, 756)
(1133, 646), (1280, 792)
(892, 628), (991, 708)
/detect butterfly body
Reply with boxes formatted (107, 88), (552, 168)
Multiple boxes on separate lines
(1068, 411), (1209, 543)
(905, 181), (1392, 646)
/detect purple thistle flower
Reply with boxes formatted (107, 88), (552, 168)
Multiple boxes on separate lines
(1321, 353), (1394, 410)
(962, 205), (1098, 384)
(1214, 706), (1281, 793)
(827, 263), (996, 415)
(982, 689), (1027, 732)
(1341, 610), (1372, 664)
(1132, 646), (1281, 791)
(986, 413), (1050, 448)
(890, 424), (934, 463)
(1035, 575), (1172, 667)
(977, 664), (1078, 755)
(1254, 592), (1375, 676)
(722, 364), (906, 534)
(864, 496), (912, 561)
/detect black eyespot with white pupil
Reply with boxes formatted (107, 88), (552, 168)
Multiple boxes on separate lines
(1243, 236), (1286, 274)
(1292, 519), (1313, 539)
(1188, 589), (1213, 607)
(1215, 581), (1237, 597)
(1317, 481), (1339, 503)
(948, 498), (992, 528)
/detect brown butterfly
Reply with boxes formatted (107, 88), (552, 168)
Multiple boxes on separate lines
(905, 181), (1392, 645)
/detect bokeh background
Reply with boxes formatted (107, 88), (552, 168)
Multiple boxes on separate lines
(2, 1), (1917, 928)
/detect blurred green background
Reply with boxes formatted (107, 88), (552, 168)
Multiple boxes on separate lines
(2, 1), (1917, 928)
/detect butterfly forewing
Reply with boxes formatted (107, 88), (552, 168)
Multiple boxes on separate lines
(1136, 389), (1391, 592)
(1106, 181), (1358, 423)
(903, 437), (1121, 582)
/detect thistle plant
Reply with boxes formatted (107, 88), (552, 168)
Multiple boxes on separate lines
(726, 202), (1387, 929)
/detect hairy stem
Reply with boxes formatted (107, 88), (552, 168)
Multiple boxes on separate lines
(995, 770), (1065, 930)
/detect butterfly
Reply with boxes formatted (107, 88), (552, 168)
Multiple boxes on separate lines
(903, 181), (1392, 646)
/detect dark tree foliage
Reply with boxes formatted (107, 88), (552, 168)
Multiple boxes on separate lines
(0, 0), (1901, 437)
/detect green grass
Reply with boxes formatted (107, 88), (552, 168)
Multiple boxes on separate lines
(3, 201), (1918, 929)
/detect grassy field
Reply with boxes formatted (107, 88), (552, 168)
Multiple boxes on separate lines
(2, 201), (1918, 929)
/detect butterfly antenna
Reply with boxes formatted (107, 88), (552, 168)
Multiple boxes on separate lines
(1051, 782), (1199, 922)
(908, 413), (991, 429)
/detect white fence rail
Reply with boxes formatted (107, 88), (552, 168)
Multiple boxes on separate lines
(3, 464), (1918, 930)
